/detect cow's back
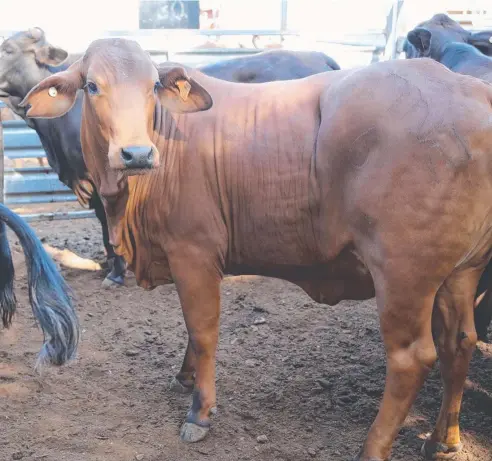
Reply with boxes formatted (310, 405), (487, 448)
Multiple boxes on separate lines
(200, 50), (339, 83)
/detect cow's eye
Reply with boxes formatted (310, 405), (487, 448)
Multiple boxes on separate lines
(85, 81), (99, 95)
(154, 81), (163, 94)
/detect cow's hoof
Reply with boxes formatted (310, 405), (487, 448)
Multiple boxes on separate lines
(352, 456), (386, 461)
(180, 422), (210, 443)
(351, 448), (387, 461)
(169, 376), (194, 394)
(421, 440), (462, 459)
(101, 275), (124, 289)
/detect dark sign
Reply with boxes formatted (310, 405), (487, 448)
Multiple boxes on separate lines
(139, 1), (200, 29)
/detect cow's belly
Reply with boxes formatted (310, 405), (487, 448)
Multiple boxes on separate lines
(228, 245), (375, 305)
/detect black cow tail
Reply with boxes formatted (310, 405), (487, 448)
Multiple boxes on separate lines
(0, 204), (80, 367)
(0, 220), (16, 327)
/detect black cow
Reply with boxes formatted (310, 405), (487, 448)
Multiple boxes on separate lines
(403, 13), (492, 59)
(0, 28), (126, 288)
(405, 18), (492, 342)
(437, 41), (492, 79)
(407, 30), (492, 81)
(198, 49), (340, 83)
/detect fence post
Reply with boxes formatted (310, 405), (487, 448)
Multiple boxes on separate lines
(384, 0), (403, 60)
(280, 0), (288, 33)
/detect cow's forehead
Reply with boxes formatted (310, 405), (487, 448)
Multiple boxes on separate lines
(84, 39), (156, 81)
(85, 39), (147, 61)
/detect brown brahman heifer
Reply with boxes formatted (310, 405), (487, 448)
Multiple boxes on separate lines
(405, 20), (492, 342)
(0, 28), (340, 289)
(21, 38), (492, 461)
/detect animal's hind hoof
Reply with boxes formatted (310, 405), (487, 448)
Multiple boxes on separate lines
(180, 422), (210, 443)
(169, 376), (194, 394)
(421, 440), (462, 459)
(101, 276), (124, 289)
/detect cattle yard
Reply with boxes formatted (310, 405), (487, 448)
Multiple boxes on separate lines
(2, 3), (492, 461)
(0, 216), (491, 461)
(1, 214), (491, 461)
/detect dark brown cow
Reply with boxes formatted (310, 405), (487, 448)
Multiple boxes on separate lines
(21, 38), (492, 461)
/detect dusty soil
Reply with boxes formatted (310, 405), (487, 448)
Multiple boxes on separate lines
(1, 210), (492, 461)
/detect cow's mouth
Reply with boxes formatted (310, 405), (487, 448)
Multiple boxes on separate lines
(123, 168), (155, 177)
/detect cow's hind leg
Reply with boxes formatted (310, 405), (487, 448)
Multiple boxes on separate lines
(355, 280), (438, 461)
(473, 262), (492, 342)
(169, 339), (195, 394)
(422, 269), (479, 459)
(474, 289), (492, 342)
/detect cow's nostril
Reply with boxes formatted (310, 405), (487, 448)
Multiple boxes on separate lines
(121, 149), (133, 163)
(119, 146), (154, 170)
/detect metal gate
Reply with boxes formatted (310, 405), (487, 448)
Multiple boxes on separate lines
(0, 114), (96, 222)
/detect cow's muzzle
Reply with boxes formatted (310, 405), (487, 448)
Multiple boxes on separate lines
(120, 145), (155, 171)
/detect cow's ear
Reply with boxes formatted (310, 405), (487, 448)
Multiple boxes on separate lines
(468, 31), (492, 57)
(34, 44), (69, 66)
(157, 65), (213, 113)
(20, 59), (83, 118)
(407, 28), (432, 55)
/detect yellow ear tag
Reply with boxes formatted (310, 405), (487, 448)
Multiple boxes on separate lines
(176, 79), (191, 101)
(48, 87), (58, 97)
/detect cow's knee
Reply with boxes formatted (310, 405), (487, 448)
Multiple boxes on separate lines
(388, 339), (437, 375)
(458, 330), (477, 352)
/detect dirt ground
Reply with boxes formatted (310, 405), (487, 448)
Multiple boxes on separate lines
(1, 207), (492, 461)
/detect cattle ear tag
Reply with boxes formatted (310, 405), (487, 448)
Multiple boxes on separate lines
(48, 87), (58, 97)
(175, 79), (191, 101)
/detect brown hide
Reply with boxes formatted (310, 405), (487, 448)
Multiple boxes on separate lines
(22, 39), (492, 459)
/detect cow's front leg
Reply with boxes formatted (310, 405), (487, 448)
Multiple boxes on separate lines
(170, 253), (221, 443)
(169, 339), (195, 394)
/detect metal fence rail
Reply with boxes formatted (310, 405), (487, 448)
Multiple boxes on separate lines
(2, 119), (77, 204)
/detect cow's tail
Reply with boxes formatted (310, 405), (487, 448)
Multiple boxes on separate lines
(0, 220), (16, 327)
(0, 203), (79, 368)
